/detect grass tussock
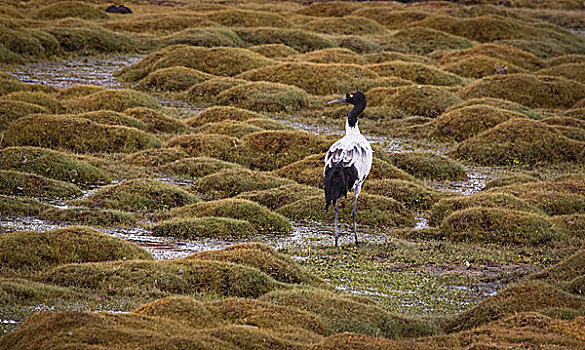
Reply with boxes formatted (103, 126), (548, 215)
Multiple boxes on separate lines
(434, 43), (546, 71)
(155, 27), (244, 48)
(552, 214), (585, 239)
(0, 226), (151, 274)
(302, 16), (388, 35)
(294, 1), (363, 17)
(383, 27), (473, 55)
(189, 168), (291, 200)
(531, 249), (585, 288)
(484, 173), (538, 190)
(367, 61), (463, 86)
(65, 89), (160, 113)
(205, 9), (291, 28)
(0, 78), (54, 97)
(185, 106), (264, 128)
(236, 183), (321, 210)
(35, 1), (109, 20)
(0, 146), (109, 184)
(56, 85), (104, 99)
(4, 115), (161, 153)
(442, 54), (527, 78)
(151, 217), (255, 239)
(0, 101), (48, 131)
(122, 107), (191, 134)
(292, 48), (365, 65)
(195, 120), (264, 138)
(351, 8), (430, 29)
(336, 36), (383, 54)
(44, 25), (134, 55)
(2, 91), (66, 113)
(106, 13), (215, 33)
(156, 157), (241, 179)
(216, 82), (309, 113)
(124, 147), (189, 167)
(167, 133), (241, 163)
(446, 97), (543, 119)
(186, 77), (249, 105)
(40, 207), (137, 228)
(234, 27), (335, 53)
(163, 198), (292, 234)
(73, 110), (146, 130)
(245, 118), (296, 131)
(365, 179), (443, 210)
(135, 67), (213, 93)
(548, 54), (585, 66)
(382, 152), (467, 181)
(0, 169), (81, 199)
(73, 178), (199, 212)
(248, 44), (299, 58)
(0, 195), (50, 217)
(367, 85), (462, 117)
(537, 63), (585, 84)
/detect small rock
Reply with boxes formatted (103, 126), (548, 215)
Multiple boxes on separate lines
(105, 5), (132, 14)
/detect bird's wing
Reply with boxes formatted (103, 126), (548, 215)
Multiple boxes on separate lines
(324, 136), (373, 181)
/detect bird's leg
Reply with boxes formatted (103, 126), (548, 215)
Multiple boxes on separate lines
(352, 185), (361, 246)
(334, 200), (339, 248)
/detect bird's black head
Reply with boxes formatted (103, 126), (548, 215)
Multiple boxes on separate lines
(328, 91), (366, 106)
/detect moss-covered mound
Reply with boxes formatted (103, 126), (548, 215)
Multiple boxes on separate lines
(367, 61), (463, 86)
(383, 27), (473, 55)
(552, 214), (585, 239)
(295, 1), (363, 17)
(151, 217), (255, 239)
(234, 27), (336, 53)
(43, 25), (134, 55)
(432, 105), (527, 141)
(239, 130), (333, 171)
(188, 243), (321, 285)
(56, 84), (105, 99)
(248, 43), (299, 58)
(4, 115), (161, 153)
(135, 67), (213, 93)
(292, 48), (365, 65)
(302, 16), (387, 35)
(71, 110), (146, 130)
(165, 198), (292, 234)
(216, 81), (309, 112)
(536, 63), (585, 84)
(484, 173), (538, 190)
(0, 195), (50, 217)
(451, 119), (585, 166)
(35, 1), (109, 20)
(439, 207), (559, 244)
(460, 74), (585, 109)
(446, 97), (543, 119)
(246, 118), (296, 131)
(236, 183), (321, 210)
(429, 192), (541, 226)
(106, 12), (214, 33)
(260, 288), (436, 338)
(435, 43), (545, 71)
(116, 45), (274, 82)
(0, 100), (48, 131)
(122, 107), (191, 134)
(156, 157), (241, 179)
(167, 133), (241, 163)
(444, 281), (585, 332)
(2, 91), (66, 113)
(277, 193), (415, 227)
(195, 120), (264, 138)
(190, 168), (291, 200)
(40, 206), (137, 228)
(351, 8), (430, 29)
(155, 27), (244, 48)
(186, 76), (249, 105)
(0, 226), (151, 274)
(124, 147), (189, 167)
(74, 178), (199, 212)
(205, 9), (291, 28)
(0, 146), (108, 184)
(367, 85), (462, 117)
(531, 249), (585, 288)
(65, 89), (160, 113)
(382, 152), (466, 181)
(185, 106), (265, 128)
(443, 55), (527, 78)
(365, 179), (442, 210)
(0, 170), (82, 199)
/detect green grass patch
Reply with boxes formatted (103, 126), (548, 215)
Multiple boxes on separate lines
(194, 120), (264, 138)
(443, 54), (527, 78)
(367, 85), (462, 117)
(382, 152), (466, 181)
(124, 147), (189, 167)
(248, 44), (299, 58)
(205, 9), (291, 28)
(0, 100), (47, 131)
(445, 97), (543, 119)
(73, 110), (146, 130)
(236, 183), (321, 210)
(367, 61), (463, 86)
(185, 106), (268, 128)
(43, 25), (134, 55)
(135, 66), (213, 93)
(0, 169), (81, 199)
(2, 91), (66, 113)
(216, 81), (309, 113)
(156, 157), (241, 179)
(186, 77), (248, 105)
(122, 107), (191, 133)
(434, 43), (545, 71)
(167, 133), (241, 163)
(382, 27), (474, 55)
(234, 27), (336, 53)
(65, 89), (160, 113)
(365, 179), (443, 210)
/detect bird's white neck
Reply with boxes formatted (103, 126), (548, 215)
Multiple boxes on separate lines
(345, 119), (361, 135)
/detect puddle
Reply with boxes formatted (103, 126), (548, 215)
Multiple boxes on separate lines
(426, 168), (496, 196)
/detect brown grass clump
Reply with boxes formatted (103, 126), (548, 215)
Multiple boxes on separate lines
(65, 89), (160, 113)
(432, 105), (527, 141)
(44, 25), (135, 55)
(294, 1), (363, 17)
(531, 249), (585, 287)
(122, 107), (191, 134)
(164, 198), (292, 234)
(548, 54), (585, 66)
(234, 27), (336, 53)
(0, 78), (54, 97)
(0, 195), (50, 218)
(292, 48), (366, 65)
(434, 43), (546, 71)
(442, 55), (527, 78)
(0, 170), (81, 200)
(248, 44), (299, 58)
(133, 296), (220, 329)
(39, 206), (137, 228)
(74, 178), (199, 212)
(536, 63), (585, 84)
(367, 85), (462, 117)
(195, 120), (264, 138)
(451, 119), (585, 166)
(205, 9), (291, 28)
(185, 106), (265, 128)
(4, 115), (161, 153)
(382, 27), (473, 55)
(368, 61), (463, 86)
(0, 226), (151, 274)
(236, 183), (321, 210)
(156, 157), (241, 179)
(0, 100), (48, 131)
(381, 152), (466, 181)
(151, 217), (255, 239)
(552, 214), (585, 239)
(446, 97), (543, 119)
(484, 173), (538, 190)
(188, 243), (322, 285)
(362, 51), (431, 65)
(155, 27), (244, 48)
(245, 118), (296, 131)
(439, 207), (559, 244)
(166, 133), (241, 163)
(2, 91), (66, 113)
(189, 168), (292, 200)
(365, 179), (442, 210)
(336, 36), (383, 54)
(302, 16), (388, 35)
(35, 1), (109, 20)
(106, 13), (215, 33)
(460, 74), (585, 108)
(0, 146), (109, 184)
(73, 110), (146, 130)
(124, 147), (189, 167)
(216, 82), (309, 112)
(186, 77), (248, 105)
(277, 193), (415, 227)
(56, 84), (105, 99)
(135, 67), (213, 93)
(237, 62), (379, 96)
(351, 8), (429, 29)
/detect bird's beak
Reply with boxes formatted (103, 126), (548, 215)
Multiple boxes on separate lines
(327, 96), (346, 104)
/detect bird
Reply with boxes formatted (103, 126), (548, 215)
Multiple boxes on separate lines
(324, 91), (372, 247)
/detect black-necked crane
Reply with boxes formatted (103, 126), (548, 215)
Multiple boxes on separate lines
(324, 91), (372, 247)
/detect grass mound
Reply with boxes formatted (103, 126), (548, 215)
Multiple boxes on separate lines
(336, 36), (383, 54)
(531, 249), (585, 287)
(156, 157), (241, 179)
(302, 16), (387, 35)
(382, 152), (466, 180)
(383, 27), (473, 55)
(35, 1), (109, 20)
(133, 296), (220, 329)
(186, 77), (248, 105)
(195, 120), (264, 138)
(292, 48), (365, 64)
(365, 179), (441, 210)
(236, 62), (379, 95)
(189, 168), (291, 200)
(0, 100), (48, 131)
(429, 192), (541, 226)
(74, 178), (199, 212)
(246, 118), (296, 131)
(445, 97), (543, 119)
(0, 146), (108, 184)
(460, 74), (585, 109)
(484, 173), (538, 190)
(552, 214), (585, 239)
(135, 67), (213, 92)
(0, 170), (81, 199)
(439, 207), (559, 244)
(234, 27), (335, 53)
(155, 27), (244, 48)
(164, 198), (292, 234)
(239, 130), (332, 171)
(351, 8), (430, 29)
(367, 85), (462, 117)
(434, 43), (545, 71)
(248, 44), (298, 58)
(151, 217), (255, 239)
(40, 207), (137, 227)
(188, 243), (321, 285)
(205, 9), (291, 28)
(64, 89), (159, 113)
(294, 1), (362, 17)
(548, 54), (585, 66)
(451, 119), (585, 166)
(0, 195), (49, 217)
(73, 110), (146, 130)
(216, 82), (309, 112)
(0, 78), (53, 97)
(167, 134), (241, 163)
(0, 226), (151, 273)
(44, 25), (134, 55)
(124, 148), (189, 167)
(4, 115), (161, 153)
(260, 288), (436, 338)
(537, 63), (585, 84)
(185, 106), (264, 128)
(277, 193), (415, 227)
(2, 91), (66, 113)
(106, 13), (214, 33)
(443, 54), (527, 78)
(432, 105), (527, 141)
(236, 183), (321, 210)
(122, 107), (191, 134)
(56, 84), (105, 99)
(367, 61), (462, 86)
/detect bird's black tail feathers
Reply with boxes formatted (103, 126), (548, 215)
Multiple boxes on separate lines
(324, 163), (359, 210)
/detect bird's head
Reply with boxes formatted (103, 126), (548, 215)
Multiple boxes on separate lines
(328, 91), (365, 106)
